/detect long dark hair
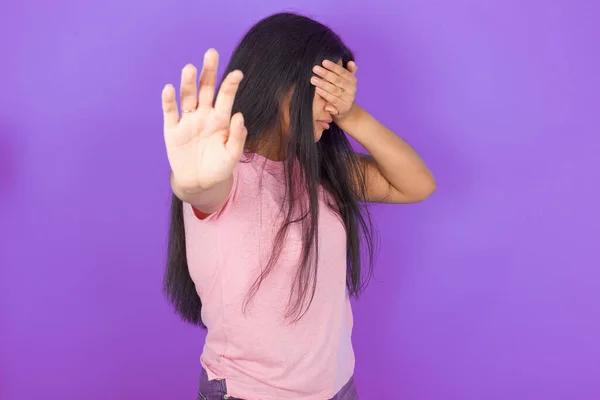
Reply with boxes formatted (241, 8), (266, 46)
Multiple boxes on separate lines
(163, 12), (378, 327)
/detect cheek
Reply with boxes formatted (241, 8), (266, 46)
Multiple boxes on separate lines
(312, 93), (325, 115)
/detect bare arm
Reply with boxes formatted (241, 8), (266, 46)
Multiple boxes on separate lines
(311, 60), (435, 204)
(336, 104), (436, 204)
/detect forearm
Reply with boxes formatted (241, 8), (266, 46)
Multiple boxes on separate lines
(170, 172), (233, 213)
(335, 104), (435, 198)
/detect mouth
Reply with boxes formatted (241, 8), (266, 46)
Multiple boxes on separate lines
(317, 120), (332, 129)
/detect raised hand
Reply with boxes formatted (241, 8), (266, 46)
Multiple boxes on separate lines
(310, 59), (358, 118)
(162, 48), (246, 193)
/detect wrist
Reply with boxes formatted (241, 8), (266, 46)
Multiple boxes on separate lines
(334, 103), (363, 132)
(170, 173), (210, 197)
(334, 103), (361, 124)
(171, 173), (233, 210)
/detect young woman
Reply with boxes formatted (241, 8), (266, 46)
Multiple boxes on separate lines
(161, 12), (435, 400)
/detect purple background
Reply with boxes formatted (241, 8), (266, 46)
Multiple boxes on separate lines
(2, 0), (599, 399)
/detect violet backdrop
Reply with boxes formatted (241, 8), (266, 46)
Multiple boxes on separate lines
(1, 0), (599, 399)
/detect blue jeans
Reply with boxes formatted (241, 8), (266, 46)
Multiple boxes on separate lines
(197, 367), (359, 400)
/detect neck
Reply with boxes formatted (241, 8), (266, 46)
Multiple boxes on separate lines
(255, 131), (288, 161)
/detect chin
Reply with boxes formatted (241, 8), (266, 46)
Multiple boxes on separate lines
(314, 130), (323, 142)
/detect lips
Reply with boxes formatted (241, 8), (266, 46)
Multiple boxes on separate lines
(317, 120), (332, 129)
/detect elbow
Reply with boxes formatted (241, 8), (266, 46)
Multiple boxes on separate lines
(408, 175), (437, 202)
(422, 179), (437, 199)
(426, 173), (437, 194)
(421, 174), (437, 199)
(386, 171), (436, 204)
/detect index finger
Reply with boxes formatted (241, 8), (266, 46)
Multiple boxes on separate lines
(161, 84), (179, 129)
(213, 70), (244, 122)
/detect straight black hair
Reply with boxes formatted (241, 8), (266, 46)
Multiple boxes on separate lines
(163, 11), (378, 327)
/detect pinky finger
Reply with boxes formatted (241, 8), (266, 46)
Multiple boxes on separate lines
(226, 112), (248, 159)
(162, 84), (179, 129)
(347, 61), (358, 74)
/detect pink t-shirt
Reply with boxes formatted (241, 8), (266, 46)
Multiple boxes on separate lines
(183, 153), (354, 400)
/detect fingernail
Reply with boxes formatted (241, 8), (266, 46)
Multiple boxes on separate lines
(230, 70), (243, 80)
(313, 66), (324, 73)
(310, 77), (318, 84)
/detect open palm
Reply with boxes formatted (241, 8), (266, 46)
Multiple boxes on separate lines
(162, 48), (246, 192)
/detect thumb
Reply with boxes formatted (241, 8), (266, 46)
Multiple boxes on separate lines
(326, 106), (338, 115)
(226, 112), (247, 159)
